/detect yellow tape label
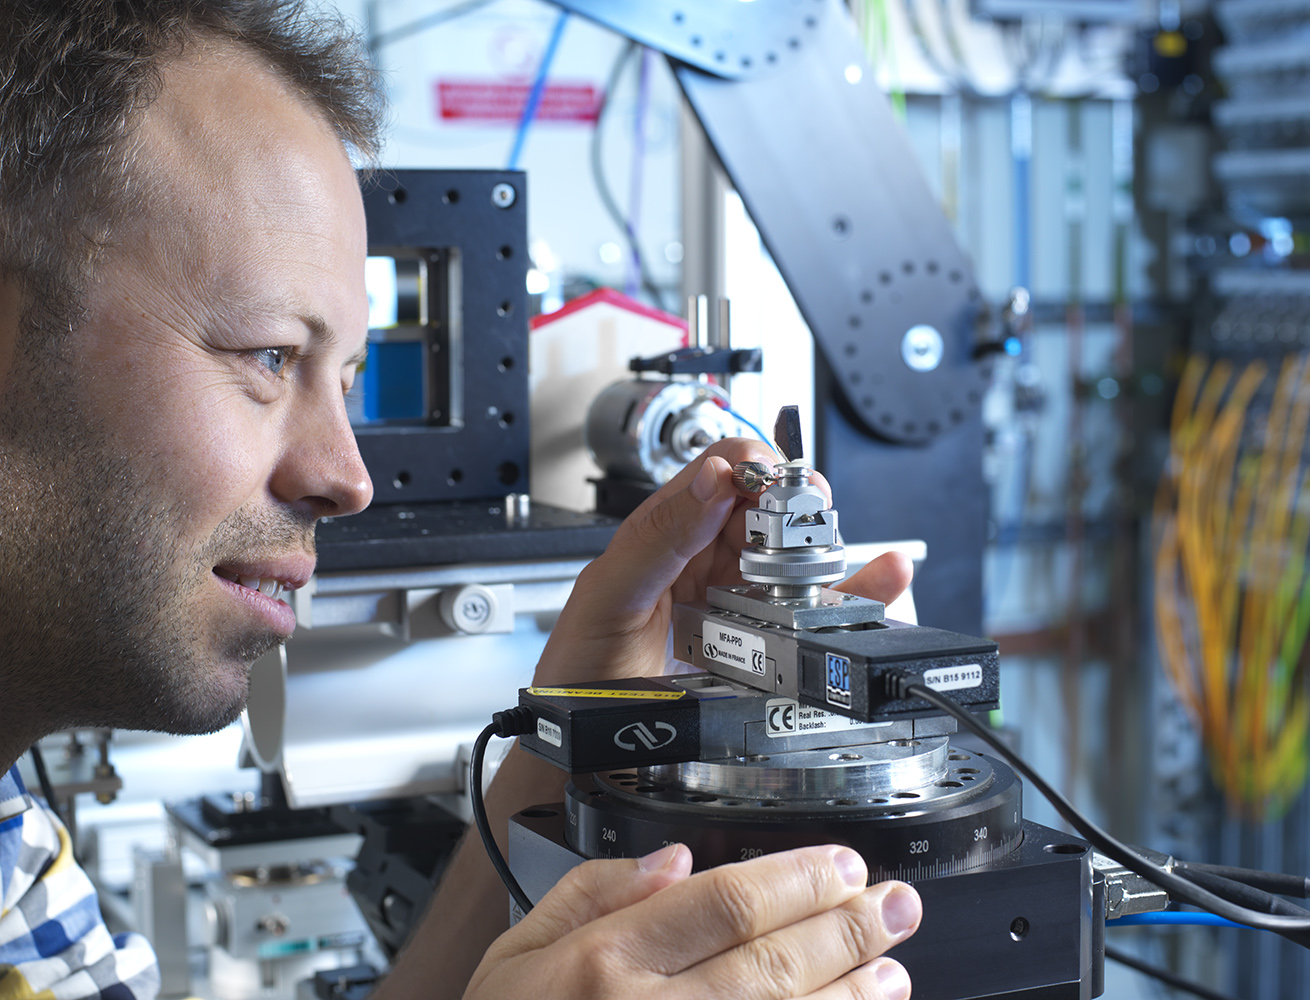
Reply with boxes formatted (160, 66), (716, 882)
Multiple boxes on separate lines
(527, 686), (687, 700)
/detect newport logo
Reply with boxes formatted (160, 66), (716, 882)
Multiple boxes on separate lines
(613, 721), (678, 752)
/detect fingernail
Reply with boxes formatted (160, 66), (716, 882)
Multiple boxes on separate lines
(638, 843), (680, 873)
(875, 960), (911, 1000)
(834, 848), (867, 887)
(881, 883), (922, 937)
(690, 459), (718, 503)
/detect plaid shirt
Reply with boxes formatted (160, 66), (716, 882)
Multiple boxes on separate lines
(0, 766), (159, 1000)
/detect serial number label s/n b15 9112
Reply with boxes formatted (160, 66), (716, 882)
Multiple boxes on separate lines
(923, 664), (983, 692)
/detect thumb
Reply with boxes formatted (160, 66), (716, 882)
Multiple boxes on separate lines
(597, 455), (738, 614)
(494, 844), (693, 956)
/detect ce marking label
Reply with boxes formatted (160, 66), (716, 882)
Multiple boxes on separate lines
(766, 699), (798, 736)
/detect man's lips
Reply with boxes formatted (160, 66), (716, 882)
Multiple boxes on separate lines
(212, 557), (314, 635)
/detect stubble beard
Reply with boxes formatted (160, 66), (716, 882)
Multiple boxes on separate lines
(0, 351), (311, 740)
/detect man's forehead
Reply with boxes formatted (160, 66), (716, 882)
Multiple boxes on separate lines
(130, 40), (352, 222)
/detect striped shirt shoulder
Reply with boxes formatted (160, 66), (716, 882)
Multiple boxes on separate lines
(0, 766), (160, 1000)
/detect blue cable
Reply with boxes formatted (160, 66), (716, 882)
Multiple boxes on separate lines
(1109, 912), (1244, 930)
(506, 10), (569, 170)
(725, 408), (782, 457)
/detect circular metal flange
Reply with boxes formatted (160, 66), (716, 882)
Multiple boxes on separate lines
(648, 737), (951, 801)
(740, 545), (846, 586)
(565, 747), (1023, 882)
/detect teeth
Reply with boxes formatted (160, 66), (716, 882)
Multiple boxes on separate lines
(227, 575), (287, 601)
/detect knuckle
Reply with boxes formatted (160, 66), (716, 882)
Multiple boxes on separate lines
(635, 495), (680, 545)
(568, 933), (629, 995)
(834, 898), (883, 964)
(742, 936), (806, 997)
(711, 870), (768, 940)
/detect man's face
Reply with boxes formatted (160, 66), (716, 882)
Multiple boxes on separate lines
(0, 43), (373, 741)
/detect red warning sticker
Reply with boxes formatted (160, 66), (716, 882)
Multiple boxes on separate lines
(435, 78), (601, 123)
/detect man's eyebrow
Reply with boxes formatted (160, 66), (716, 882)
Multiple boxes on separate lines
(302, 312), (369, 369)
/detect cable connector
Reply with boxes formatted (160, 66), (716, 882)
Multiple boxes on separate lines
(491, 705), (534, 739)
(884, 672), (925, 702)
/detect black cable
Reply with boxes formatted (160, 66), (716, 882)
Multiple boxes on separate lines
(1104, 945), (1237, 1000)
(28, 745), (62, 823)
(470, 708), (536, 916)
(899, 680), (1310, 941)
(1175, 860), (1310, 900)
(1173, 867), (1310, 919)
(589, 40), (670, 312)
(369, 0), (495, 52)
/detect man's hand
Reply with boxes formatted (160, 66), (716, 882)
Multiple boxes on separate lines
(535, 438), (914, 686)
(465, 844), (920, 1000)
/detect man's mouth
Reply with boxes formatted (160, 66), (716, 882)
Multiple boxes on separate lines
(213, 567), (290, 602)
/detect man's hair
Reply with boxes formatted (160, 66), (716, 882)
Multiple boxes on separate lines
(0, 0), (385, 340)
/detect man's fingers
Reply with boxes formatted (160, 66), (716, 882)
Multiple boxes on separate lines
(831, 551), (914, 606)
(597, 845), (871, 976)
(507, 844), (693, 954)
(806, 958), (914, 1000)
(691, 881), (921, 1000)
(591, 454), (740, 615)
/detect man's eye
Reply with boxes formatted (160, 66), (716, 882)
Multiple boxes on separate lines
(254, 347), (290, 375)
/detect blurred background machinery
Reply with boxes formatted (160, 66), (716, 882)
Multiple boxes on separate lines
(28, 0), (1310, 997)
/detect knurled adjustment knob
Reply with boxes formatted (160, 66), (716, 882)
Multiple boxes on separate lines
(732, 461), (777, 493)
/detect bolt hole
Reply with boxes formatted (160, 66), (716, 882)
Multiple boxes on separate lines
(497, 300), (513, 317)
(687, 793), (717, 803)
(936, 780), (964, 788)
(498, 461), (520, 486)
(1010, 917), (1029, 942)
(499, 411), (516, 428)
(389, 187), (408, 204)
(448, 468), (464, 485)
(1044, 843), (1086, 855)
(442, 188), (459, 204)
(393, 470), (411, 489)
(891, 791), (920, 799)
(496, 245), (513, 261)
(499, 355), (515, 371)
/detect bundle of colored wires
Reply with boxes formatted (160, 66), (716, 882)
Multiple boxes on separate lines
(1154, 352), (1310, 817)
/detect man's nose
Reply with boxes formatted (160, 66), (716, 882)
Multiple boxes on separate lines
(271, 396), (374, 518)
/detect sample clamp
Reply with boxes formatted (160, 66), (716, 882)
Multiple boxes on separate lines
(506, 408), (1111, 1000)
